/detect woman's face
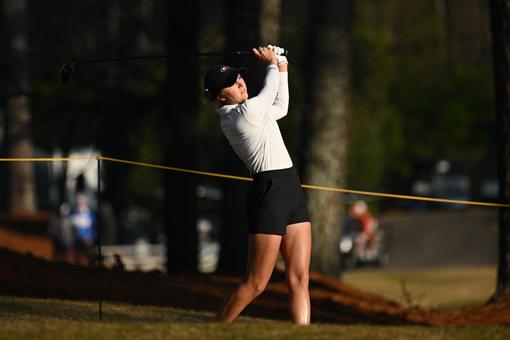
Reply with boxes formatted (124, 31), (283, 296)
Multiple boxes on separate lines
(218, 75), (248, 105)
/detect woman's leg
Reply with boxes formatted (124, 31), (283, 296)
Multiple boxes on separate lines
(280, 222), (312, 325)
(216, 233), (282, 323)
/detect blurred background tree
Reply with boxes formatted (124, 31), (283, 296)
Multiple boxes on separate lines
(215, 0), (285, 275)
(215, 0), (263, 275)
(489, 0), (510, 303)
(162, 0), (200, 274)
(299, 0), (352, 276)
(2, 0), (37, 214)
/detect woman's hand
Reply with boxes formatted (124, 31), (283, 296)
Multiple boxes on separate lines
(267, 45), (289, 72)
(252, 47), (277, 66)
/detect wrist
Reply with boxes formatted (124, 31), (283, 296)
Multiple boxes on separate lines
(277, 55), (288, 66)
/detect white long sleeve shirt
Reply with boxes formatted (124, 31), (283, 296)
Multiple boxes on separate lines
(217, 64), (293, 174)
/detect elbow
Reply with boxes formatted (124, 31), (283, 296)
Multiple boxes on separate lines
(281, 103), (289, 117)
(274, 108), (288, 120)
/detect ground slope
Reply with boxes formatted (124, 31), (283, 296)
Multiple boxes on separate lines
(1, 248), (508, 325)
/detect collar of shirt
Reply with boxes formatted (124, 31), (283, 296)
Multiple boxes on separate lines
(216, 103), (239, 116)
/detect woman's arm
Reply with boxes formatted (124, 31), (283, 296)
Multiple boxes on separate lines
(267, 65), (289, 120)
(265, 51), (289, 120)
(239, 47), (280, 126)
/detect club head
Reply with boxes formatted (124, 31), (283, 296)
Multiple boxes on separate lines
(59, 60), (77, 84)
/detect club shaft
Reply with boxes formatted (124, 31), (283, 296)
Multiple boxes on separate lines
(60, 49), (288, 83)
(76, 51), (254, 65)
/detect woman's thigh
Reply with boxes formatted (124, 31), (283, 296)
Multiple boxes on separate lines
(245, 233), (282, 281)
(280, 222), (312, 275)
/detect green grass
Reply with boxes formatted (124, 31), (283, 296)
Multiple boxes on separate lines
(342, 266), (497, 309)
(1, 295), (509, 340)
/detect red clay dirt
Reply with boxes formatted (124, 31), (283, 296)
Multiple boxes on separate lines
(1, 247), (509, 325)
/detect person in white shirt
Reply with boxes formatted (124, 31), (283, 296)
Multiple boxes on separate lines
(204, 46), (312, 325)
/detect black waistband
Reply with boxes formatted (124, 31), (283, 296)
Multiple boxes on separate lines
(252, 167), (296, 180)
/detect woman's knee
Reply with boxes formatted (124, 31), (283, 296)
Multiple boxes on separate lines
(287, 271), (309, 292)
(242, 277), (270, 297)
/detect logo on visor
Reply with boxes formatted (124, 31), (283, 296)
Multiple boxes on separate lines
(220, 66), (229, 72)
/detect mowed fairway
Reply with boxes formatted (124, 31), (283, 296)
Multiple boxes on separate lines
(342, 266), (497, 308)
(1, 295), (509, 340)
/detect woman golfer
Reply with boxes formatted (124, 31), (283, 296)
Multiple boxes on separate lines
(204, 46), (312, 325)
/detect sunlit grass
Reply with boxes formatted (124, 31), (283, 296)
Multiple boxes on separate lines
(1, 295), (509, 340)
(342, 266), (497, 308)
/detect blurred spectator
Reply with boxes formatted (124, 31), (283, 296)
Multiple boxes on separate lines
(348, 200), (376, 252)
(47, 203), (73, 261)
(71, 195), (96, 265)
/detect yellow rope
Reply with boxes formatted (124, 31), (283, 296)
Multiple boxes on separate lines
(0, 156), (508, 208)
(100, 157), (510, 208)
(99, 156), (252, 182)
(300, 184), (508, 208)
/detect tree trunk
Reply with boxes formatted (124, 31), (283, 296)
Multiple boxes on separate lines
(436, 0), (454, 69)
(260, 0), (282, 44)
(300, 0), (352, 276)
(136, 0), (154, 51)
(162, 0), (199, 274)
(217, 0), (262, 275)
(216, 0), (282, 275)
(489, 0), (510, 302)
(100, 0), (125, 244)
(3, 0), (36, 214)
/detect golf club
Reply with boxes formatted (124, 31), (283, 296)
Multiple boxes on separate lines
(59, 49), (288, 84)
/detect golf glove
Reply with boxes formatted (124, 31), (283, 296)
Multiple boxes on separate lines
(267, 44), (285, 56)
(267, 45), (288, 65)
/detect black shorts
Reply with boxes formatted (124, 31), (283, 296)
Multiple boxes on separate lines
(247, 167), (311, 235)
